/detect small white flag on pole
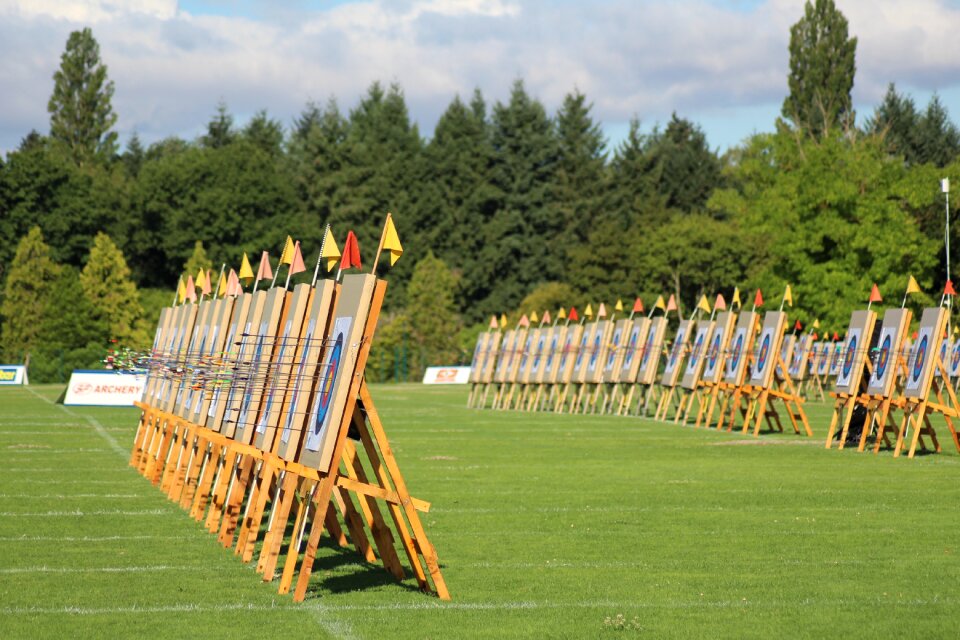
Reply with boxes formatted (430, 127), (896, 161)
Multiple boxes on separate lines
(943, 178), (950, 193)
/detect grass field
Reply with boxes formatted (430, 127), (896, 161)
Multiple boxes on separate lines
(2, 384), (960, 638)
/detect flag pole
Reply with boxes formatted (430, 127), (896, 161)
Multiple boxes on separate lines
(172, 275), (182, 306)
(311, 224), (330, 287)
(371, 212), (392, 275)
(283, 244), (297, 291)
(270, 253), (280, 288)
(215, 263), (226, 298)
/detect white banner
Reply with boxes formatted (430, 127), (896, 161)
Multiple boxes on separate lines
(0, 365), (26, 385)
(63, 370), (146, 406)
(422, 366), (472, 384)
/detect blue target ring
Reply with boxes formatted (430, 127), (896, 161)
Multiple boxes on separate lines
(641, 333), (655, 368)
(690, 334), (704, 366)
(952, 341), (960, 370)
(313, 333), (343, 435)
(546, 335), (558, 369)
(707, 334), (721, 370)
(912, 335), (928, 383)
(730, 333), (744, 371)
(624, 329), (639, 366)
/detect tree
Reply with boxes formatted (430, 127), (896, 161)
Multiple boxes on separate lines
(79, 232), (146, 347)
(202, 101), (236, 149)
(48, 27), (118, 165)
(781, 0), (857, 138)
(243, 109), (285, 157)
(0, 227), (61, 362)
(406, 252), (462, 366)
(643, 114), (722, 213)
(866, 85), (960, 168)
(122, 132), (146, 178)
(915, 94), (960, 167)
(183, 240), (213, 278)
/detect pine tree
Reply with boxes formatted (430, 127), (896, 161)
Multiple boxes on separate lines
(202, 101), (236, 149)
(48, 27), (118, 165)
(644, 114), (723, 212)
(183, 240), (213, 279)
(123, 132), (146, 177)
(915, 94), (960, 167)
(781, 0), (857, 138)
(243, 109), (285, 157)
(0, 227), (61, 362)
(79, 232), (146, 347)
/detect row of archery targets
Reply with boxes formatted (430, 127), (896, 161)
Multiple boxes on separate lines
(467, 286), (960, 459)
(128, 215), (450, 603)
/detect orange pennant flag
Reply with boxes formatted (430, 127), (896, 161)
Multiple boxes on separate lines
(202, 269), (212, 296)
(489, 315), (498, 330)
(869, 283), (882, 303)
(289, 241), (306, 276)
(665, 294), (677, 313)
(714, 294), (726, 311)
(227, 269), (241, 296)
(632, 297), (644, 313)
(518, 314), (530, 328)
(256, 251), (272, 281)
(597, 303), (607, 319)
(185, 275), (197, 303)
(340, 231), (361, 271)
(945, 280), (957, 296)
(542, 310), (552, 324)
(753, 289), (763, 308)
(568, 307), (579, 322)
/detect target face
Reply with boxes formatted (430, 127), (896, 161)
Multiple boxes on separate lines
(912, 334), (928, 383)
(281, 322), (314, 444)
(589, 331), (603, 370)
(952, 342), (960, 371)
(756, 334), (771, 375)
(668, 330), (685, 369)
(546, 335), (559, 369)
(533, 336), (545, 371)
(623, 327), (639, 367)
(641, 333), (655, 368)
(560, 336), (573, 368)
(690, 333), (704, 366)
(841, 335), (857, 379)
(729, 333), (744, 372)
(707, 333), (721, 371)
(606, 329), (622, 369)
(875, 335), (891, 382)
(311, 333), (343, 437)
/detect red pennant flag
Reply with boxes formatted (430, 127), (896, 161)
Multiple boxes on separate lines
(665, 294), (677, 312)
(714, 294), (727, 311)
(632, 297), (644, 313)
(912, 331), (919, 340)
(568, 307), (579, 322)
(833, 331), (840, 341)
(289, 241), (306, 275)
(227, 269), (241, 296)
(518, 314), (530, 328)
(340, 231), (362, 271)
(869, 283), (882, 303)
(946, 280), (957, 296)
(256, 251), (272, 281)
(753, 289), (763, 308)
(794, 320), (802, 331)
(812, 332), (818, 340)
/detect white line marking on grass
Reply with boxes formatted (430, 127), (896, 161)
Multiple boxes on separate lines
(24, 387), (127, 458)
(3, 448), (110, 454)
(0, 535), (192, 542)
(3, 479), (132, 485)
(0, 509), (172, 517)
(0, 565), (190, 575)
(0, 494), (141, 499)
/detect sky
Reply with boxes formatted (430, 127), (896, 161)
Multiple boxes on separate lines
(1, 0), (960, 156)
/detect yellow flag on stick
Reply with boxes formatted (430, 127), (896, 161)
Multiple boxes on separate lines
(697, 295), (711, 314)
(382, 214), (404, 266)
(217, 272), (227, 297)
(177, 277), (186, 304)
(654, 295), (666, 312)
(321, 227), (341, 272)
(906, 275), (921, 295)
(239, 253), (254, 283)
(195, 268), (206, 292)
(279, 235), (295, 265)
(813, 318), (821, 329)
(783, 284), (793, 307)
(499, 313), (507, 329)
(530, 311), (539, 324)
(615, 299), (624, 312)
(584, 304), (594, 319)
(732, 287), (742, 309)
(558, 307), (567, 320)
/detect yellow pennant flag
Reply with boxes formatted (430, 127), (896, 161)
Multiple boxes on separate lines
(530, 311), (539, 324)
(217, 272), (227, 297)
(813, 318), (821, 329)
(279, 235), (295, 266)
(615, 299), (624, 312)
(195, 268), (206, 291)
(321, 226), (341, 272)
(177, 277), (186, 304)
(654, 295), (666, 311)
(499, 313), (508, 329)
(697, 295), (711, 314)
(783, 284), (793, 307)
(732, 287), (742, 309)
(239, 253), (254, 283)
(382, 214), (404, 266)
(906, 275), (921, 295)
(584, 304), (594, 319)
(558, 307), (567, 320)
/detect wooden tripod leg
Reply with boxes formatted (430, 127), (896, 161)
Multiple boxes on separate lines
(180, 435), (209, 509)
(206, 450), (239, 532)
(278, 481), (321, 594)
(129, 408), (152, 467)
(218, 456), (258, 547)
(258, 473), (306, 580)
(837, 398), (857, 449)
(235, 461), (278, 561)
(191, 441), (223, 520)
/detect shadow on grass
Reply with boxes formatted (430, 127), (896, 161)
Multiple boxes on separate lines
(302, 537), (427, 598)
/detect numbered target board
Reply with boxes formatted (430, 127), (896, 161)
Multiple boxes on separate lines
(660, 320), (692, 387)
(299, 273), (377, 474)
(723, 311), (756, 386)
(748, 311), (786, 389)
(681, 320), (714, 390)
(904, 307), (949, 400)
(638, 317), (667, 385)
(834, 310), (877, 395)
(702, 312), (735, 385)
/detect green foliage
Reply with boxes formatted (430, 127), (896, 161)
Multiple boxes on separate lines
(30, 265), (109, 382)
(202, 101), (236, 149)
(242, 109), (285, 157)
(866, 85), (960, 168)
(782, 0), (857, 138)
(47, 28), (118, 165)
(406, 251), (462, 365)
(183, 240), (213, 279)
(79, 232), (147, 347)
(0, 227), (60, 362)
(644, 114), (723, 212)
(517, 282), (578, 318)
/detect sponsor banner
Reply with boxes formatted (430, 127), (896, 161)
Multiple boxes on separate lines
(422, 366), (472, 385)
(63, 370), (147, 406)
(0, 365), (26, 385)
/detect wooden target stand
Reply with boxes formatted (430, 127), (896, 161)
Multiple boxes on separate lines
(129, 278), (449, 602)
(892, 307), (960, 459)
(824, 310), (876, 449)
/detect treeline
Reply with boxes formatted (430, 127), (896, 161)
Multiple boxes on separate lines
(2, 1), (960, 380)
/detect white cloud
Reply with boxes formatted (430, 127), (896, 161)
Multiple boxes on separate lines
(1, 0), (958, 154)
